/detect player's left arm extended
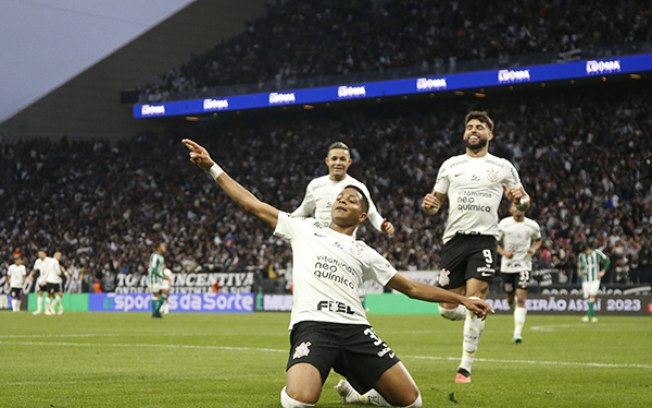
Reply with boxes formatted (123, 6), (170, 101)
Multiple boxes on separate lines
(386, 273), (493, 319)
(182, 138), (279, 229)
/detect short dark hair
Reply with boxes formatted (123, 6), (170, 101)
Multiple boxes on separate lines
(327, 141), (350, 154)
(465, 111), (494, 132)
(342, 185), (369, 213)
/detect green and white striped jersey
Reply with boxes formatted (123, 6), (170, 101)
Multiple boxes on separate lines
(148, 252), (165, 286)
(577, 249), (610, 281)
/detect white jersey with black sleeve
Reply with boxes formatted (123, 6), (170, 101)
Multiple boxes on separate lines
(434, 153), (524, 244)
(291, 174), (385, 231)
(274, 212), (397, 329)
(32, 258), (48, 285)
(498, 216), (542, 273)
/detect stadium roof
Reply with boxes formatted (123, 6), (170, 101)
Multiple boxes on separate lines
(0, 0), (193, 123)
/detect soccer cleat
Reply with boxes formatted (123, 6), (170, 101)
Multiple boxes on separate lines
(512, 336), (523, 344)
(32, 310), (42, 315)
(581, 316), (589, 323)
(336, 379), (357, 404)
(455, 368), (471, 384)
(590, 317), (598, 323)
(57, 310), (64, 316)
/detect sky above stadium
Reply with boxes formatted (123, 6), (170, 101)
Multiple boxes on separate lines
(0, 0), (194, 123)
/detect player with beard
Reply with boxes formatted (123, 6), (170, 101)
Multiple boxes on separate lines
(183, 138), (492, 408)
(422, 111), (530, 383)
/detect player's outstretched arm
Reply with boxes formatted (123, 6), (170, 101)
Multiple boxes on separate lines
(387, 273), (493, 319)
(182, 138), (279, 229)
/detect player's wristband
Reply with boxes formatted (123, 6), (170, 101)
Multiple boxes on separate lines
(208, 163), (224, 179)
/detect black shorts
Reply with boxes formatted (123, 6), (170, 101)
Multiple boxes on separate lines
(10, 287), (22, 299)
(287, 321), (400, 394)
(45, 282), (62, 295)
(440, 235), (497, 289)
(501, 271), (530, 292)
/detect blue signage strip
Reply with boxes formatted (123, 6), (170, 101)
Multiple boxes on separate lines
(133, 53), (652, 119)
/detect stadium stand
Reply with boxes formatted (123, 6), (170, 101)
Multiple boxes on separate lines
(138, 0), (652, 102)
(1, 0), (650, 292)
(1, 84), (650, 290)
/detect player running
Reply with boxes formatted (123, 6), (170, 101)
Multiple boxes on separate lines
(497, 204), (542, 343)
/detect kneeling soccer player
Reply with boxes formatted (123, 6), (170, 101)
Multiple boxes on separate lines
(183, 138), (492, 407)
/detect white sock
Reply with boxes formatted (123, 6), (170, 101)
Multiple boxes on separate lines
(280, 386), (315, 408)
(459, 301), (485, 373)
(12, 299), (19, 312)
(514, 306), (527, 337)
(45, 297), (53, 313)
(440, 305), (466, 321)
(37, 295), (43, 312)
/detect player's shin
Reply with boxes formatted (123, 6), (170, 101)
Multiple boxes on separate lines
(514, 306), (527, 338)
(459, 297), (485, 375)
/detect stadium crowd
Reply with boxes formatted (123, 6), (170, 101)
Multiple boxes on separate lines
(1, 84), (651, 291)
(139, 0), (651, 102)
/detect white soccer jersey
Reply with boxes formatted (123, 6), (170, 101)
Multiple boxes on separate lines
(498, 216), (542, 273)
(274, 212), (397, 329)
(32, 258), (48, 284)
(8, 264), (27, 288)
(292, 174), (385, 231)
(45, 257), (63, 284)
(434, 153), (523, 243)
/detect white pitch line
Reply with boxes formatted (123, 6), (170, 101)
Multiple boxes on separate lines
(2, 340), (651, 370)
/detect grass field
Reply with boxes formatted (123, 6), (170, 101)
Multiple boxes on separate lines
(1, 312), (651, 407)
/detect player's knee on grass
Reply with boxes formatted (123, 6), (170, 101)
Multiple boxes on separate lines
(280, 386), (315, 407)
(404, 394), (423, 408)
(440, 305), (466, 321)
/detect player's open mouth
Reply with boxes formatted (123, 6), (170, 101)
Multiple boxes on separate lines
(468, 135), (480, 143)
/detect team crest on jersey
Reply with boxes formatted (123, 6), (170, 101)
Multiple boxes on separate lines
(293, 342), (312, 359)
(486, 168), (500, 183)
(349, 242), (365, 259)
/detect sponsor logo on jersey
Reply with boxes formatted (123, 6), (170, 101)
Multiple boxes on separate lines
(317, 300), (355, 314)
(293, 342), (312, 359)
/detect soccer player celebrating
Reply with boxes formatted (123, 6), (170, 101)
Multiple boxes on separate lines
(577, 243), (610, 323)
(497, 204), (542, 343)
(292, 141), (394, 236)
(7, 255), (27, 312)
(421, 111), (530, 384)
(182, 138), (491, 408)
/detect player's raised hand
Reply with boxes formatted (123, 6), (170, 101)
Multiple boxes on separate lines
(182, 138), (215, 171)
(381, 219), (395, 236)
(421, 191), (441, 215)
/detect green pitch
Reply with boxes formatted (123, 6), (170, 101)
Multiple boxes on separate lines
(1, 312), (650, 407)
